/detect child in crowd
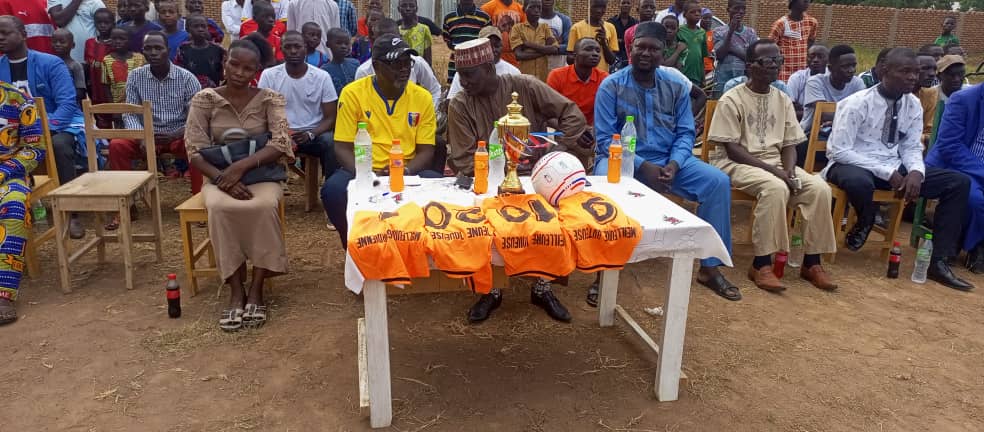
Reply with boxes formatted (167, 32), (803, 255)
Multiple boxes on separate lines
(497, 14), (519, 67)
(944, 42), (965, 58)
(398, 0), (432, 64)
(157, 0), (189, 61)
(677, 0), (707, 86)
(358, 0), (383, 37)
(116, 0), (131, 24)
(176, 14), (226, 88)
(322, 27), (359, 94)
(100, 27), (146, 126)
(700, 7), (714, 76)
(566, 0), (618, 72)
(86, 8), (115, 128)
(302, 22), (329, 67)
(935, 16), (958, 47)
(123, 0), (163, 53)
(661, 15), (687, 70)
(510, 0), (557, 82)
(241, 1), (284, 62)
(52, 29), (86, 104)
(352, 10), (382, 62)
(185, 0), (225, 43)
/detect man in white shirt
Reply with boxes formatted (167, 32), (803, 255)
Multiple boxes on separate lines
(221, 0), (244, 41)
(286, 0), (339, 53)
(47, 0), (106, 63)
(258, 31), (339, 179)
(354, 17), (442, 108)
(824, 48), (974, 291)
(447, 25), (518, 100)
(798, 44), (866, 167)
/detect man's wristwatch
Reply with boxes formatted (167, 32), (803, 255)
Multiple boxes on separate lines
(306, 131), (315, 141)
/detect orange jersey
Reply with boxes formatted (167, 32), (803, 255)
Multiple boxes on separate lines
(423, 202), (495, 294)
(482, 194), (575, 280)
(348, 203), (430, 285)
(558, 191), (642, 272)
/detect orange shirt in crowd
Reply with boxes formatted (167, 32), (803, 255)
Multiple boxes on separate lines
(480, 0), (525, 26)
(546, 64), (608, 125)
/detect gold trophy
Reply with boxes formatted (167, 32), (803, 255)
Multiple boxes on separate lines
(496, 92), (529, 195)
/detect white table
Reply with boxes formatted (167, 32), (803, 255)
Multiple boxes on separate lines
(344, 176), (732, 428)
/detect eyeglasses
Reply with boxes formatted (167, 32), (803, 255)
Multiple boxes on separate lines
(753, 55), (784, 67)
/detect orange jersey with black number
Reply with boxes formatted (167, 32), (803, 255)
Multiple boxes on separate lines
(481, 194), (575, 280)
(423, 202), (494, 294)
(558, 191), (642, 272)
(348, 203), (430, 284)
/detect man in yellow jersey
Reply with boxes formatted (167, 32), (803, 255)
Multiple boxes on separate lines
(321, 34), (441, 247)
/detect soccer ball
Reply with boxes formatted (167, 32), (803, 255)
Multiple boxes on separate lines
(531, 152), (587, 206)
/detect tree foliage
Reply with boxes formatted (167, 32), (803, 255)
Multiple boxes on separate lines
(814, 0), (983, 11)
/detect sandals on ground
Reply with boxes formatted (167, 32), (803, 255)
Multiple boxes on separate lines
(586, 281), (599, 308)
(242, 304), (267, 329)
(219, 308), (245, 332)
(699, 273), (742, 301)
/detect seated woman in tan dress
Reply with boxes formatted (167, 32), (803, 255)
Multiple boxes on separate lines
(185, 34), (293, 331)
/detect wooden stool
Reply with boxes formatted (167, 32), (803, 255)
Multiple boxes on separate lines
(176, 191), (286, 296)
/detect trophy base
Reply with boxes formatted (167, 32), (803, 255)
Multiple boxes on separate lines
(497, 184), (525, 195)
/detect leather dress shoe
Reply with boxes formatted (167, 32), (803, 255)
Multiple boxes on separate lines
(966, 246), (984, 274)
(800, 265), (838, 291)
(531, 290), (572, 322)
(927, 260), (975, 292)
(467, 292), (502, 323)
(845, 222), (873, 252)
(747, 265), (786, 292)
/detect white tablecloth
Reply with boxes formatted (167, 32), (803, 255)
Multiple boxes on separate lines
(343, 176), (732, 293)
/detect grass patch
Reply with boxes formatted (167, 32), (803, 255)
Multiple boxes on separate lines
(140, 319), (257, 356)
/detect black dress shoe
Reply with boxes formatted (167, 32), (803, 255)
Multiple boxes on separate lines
(927, 260), (975, 292)
(467, 292), (502, 323)
(966, 246), (984, 274)
(845, 222), (873, 252)
(531, 290), (572, 322)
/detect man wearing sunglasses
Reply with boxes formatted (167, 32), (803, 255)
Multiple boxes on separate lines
(707, 39), (837, 293)
(354, 18), (442, 109)
(321, 34), (441, 246)
(824, 48), (974, 292)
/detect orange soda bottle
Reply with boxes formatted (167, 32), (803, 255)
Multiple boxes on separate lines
(474, 140), (489, 194)
(608, 134), (622, 184)
(389, 139), (404, 193)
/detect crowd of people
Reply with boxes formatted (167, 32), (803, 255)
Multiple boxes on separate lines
(0, 0), (980, 330)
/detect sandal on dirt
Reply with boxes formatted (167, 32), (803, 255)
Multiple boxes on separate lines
(698, 273), (742, 301)
(0, 301), (17, 326)
(104, 217), (120, 231)
(586, 281), (599, 308)
(219, 308), (245, 332)
(242, 304), (267, 329)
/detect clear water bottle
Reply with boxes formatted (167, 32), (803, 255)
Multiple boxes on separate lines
(620, 116), (637, 180)
(31, 200), (48, 228)
(788, 215), (803, 268)
(354, 121), (373, 191)
(911, 233), (933, 283)
(488, 122), (505, 189)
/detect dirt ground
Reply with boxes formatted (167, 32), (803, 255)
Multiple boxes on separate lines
(6, 172), (984, 432)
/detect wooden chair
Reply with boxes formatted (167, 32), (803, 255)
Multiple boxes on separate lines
(176, 191), (286, 296)
(24, 98), (60, 277)
(47, 100), (164, 292)
(700, 100), (759, 245)
(804, 102), (904, 261)
(287, 154), (321, 212)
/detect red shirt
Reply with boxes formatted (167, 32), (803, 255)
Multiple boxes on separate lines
(357, 16), (369, 37)
(85, 37), (114, 104)
(546, 65), (607, 125)
(0, 0), (54, 54)
(239, 20), (286, 62)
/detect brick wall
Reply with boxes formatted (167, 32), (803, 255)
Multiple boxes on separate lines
(101, 0), (982, 53)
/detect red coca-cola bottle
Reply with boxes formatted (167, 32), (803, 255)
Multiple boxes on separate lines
(774, 251), (788, 279)
(166, 274), (181, 318)
(887, 241), (902, 279)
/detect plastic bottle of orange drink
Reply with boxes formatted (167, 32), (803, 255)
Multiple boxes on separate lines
(389, 139), (404, 193)
(474, 140), (489, 194)
(608, 134), (622, 184)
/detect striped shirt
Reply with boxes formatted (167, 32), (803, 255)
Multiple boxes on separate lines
(442, 8), (492, 82)
(338, 0), (358, 37)
(123, 64), (202, 134)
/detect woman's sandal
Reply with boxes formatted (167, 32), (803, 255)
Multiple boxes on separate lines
(698, 274), (742, 301)
(242, 304), (267, 329)
(219, 308), (245, 332)
(585, 281), (599, 308)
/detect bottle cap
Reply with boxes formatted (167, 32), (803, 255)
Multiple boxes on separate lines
(925, 233), (933, 240)
(478, 140), (486, 148)
(357, 121), (367, 129)
(626, 115), (634, 122)
(613, 134), (621, 140)
(893, 241), (900, 246)
(167, 273), (177, 280)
